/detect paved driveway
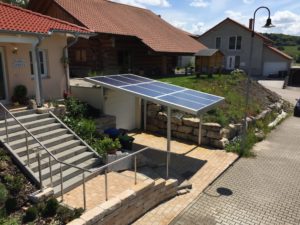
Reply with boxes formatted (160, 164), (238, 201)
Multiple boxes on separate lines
(258, 80), (300, 104)
(170, 116), (300, 225)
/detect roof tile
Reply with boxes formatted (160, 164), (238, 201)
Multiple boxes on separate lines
(0, 2), (92, 35)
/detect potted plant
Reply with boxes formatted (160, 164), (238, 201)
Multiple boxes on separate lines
(99, 137), (121, 155)
(118, 134), (134, 151)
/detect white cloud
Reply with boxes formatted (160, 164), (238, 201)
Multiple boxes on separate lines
(243, 0), (254, 4)
(268, 10), (300, 35)
(110, 0), (170, 8)
(190, 0), (209, 8)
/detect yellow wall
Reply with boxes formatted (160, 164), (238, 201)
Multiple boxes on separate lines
(0, 34), (67, 101)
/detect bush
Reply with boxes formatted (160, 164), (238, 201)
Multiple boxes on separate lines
(4, 175), (23, 195)
(57, 206), (84, 224)
(0, 183), (8, 206)
(42, 198), (59, 217)
(12, 85), (27, 104)
(225, 131), (256, 157)
(23, 207), (38, 223)
(5, 198), (17, 214)
(65, 97), (87, 118)
(94, 137), (121, 155)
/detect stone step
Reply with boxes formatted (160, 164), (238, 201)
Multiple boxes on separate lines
(42, 158), (100, 188)
(14, 134), (75, 157)
(0, 113), (49, 128)
(0, 117), (58, 136)
(0, 123), (63, 142)
(8, 128), (69, 149)
(23, 144), (87, 165)
(11, 109), (36, 117)
(30, 151), (95, 173)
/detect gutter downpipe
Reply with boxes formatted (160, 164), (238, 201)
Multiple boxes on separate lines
(63, 33), (79, 94)
(33, 36), (44, 107)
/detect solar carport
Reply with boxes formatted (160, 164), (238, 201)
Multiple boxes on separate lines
(85, 74), (224, 178)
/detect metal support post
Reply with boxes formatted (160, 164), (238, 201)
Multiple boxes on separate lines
(105, 169), (108, 201)
(4, 112), (9, 144)
(60, 163), (64, 202)
(143, 100), (147, 131)
(26, 134), (30, 167)
(37, 151), (43, 190)
(82, 172), (86, 210)
(166, 107), (171, 179)
(49, 156), (53, 187)
(198, 115), (203, 146)
(134, 155), (137, 185)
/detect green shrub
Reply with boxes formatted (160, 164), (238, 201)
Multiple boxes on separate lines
(56, 206), (83, 224)
(42, 198), (59, 217)
(5, 198), (17, 214)
(65, 97), (87, 118)
(0, 183), (8, 206)
(13, 85), (27, 104)
(75, 119), (97, 139)
(225, 131), (256, 157)
(93, 137), (121, 155)
(4, 175), (23, 195)
(0, 217), (20, 225)
(23, 207), (38, 223)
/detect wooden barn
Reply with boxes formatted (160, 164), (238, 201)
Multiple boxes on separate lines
(28, 0), (206, 77)
(195, 49), (224, 76)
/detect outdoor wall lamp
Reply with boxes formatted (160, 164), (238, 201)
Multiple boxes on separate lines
(12, 46), (18, 54)
(241, 6), (275, 153)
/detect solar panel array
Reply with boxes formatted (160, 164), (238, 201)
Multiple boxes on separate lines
(86, 74), (224, 115)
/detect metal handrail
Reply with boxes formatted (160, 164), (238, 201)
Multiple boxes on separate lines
(0, 103), (91, 173)
(0, 103), (152, 209)
(49, 111), (102, 159)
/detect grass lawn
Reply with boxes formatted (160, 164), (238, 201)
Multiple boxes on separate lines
(157, 73), (279, 127)
(282, 45), (300, 60)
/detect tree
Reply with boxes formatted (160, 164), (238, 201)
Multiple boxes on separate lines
(0, 0), (29, 7)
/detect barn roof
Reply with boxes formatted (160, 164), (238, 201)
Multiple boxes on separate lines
(195, 49), (223, 57)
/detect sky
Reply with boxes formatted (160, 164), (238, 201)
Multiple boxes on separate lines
(110, 0), (300, 36)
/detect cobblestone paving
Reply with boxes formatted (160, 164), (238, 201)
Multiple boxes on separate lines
(170, 116), (300, 225)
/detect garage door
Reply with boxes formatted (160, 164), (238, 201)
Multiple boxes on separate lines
(263, 62), (288, 76)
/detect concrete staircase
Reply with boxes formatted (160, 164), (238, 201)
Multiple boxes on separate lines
(0, 109), (102, 197)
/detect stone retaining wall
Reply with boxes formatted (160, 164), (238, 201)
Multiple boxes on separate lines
(146, 101), (285, 149)
(68, 178), (178, 225)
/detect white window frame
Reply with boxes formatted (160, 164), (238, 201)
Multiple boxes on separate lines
(228, 36), (242, 51)
(215, 37), (221, 49)
(29, 50), (48, 78)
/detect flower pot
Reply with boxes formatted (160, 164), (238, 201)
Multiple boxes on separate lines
(107, 148), (117, 155)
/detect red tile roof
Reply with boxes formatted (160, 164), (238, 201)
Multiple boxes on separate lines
(0, 2), (92, 35)
(51, 0), (206, 53)
(266, 45), (293, 60)
(200, 18), (273, 43)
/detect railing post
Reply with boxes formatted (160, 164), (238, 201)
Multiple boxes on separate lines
(37, 151), (43, 191)
(82, 172), (86, 210)
(60, 163), (64, 202)
(26, 133), (30, 167)
(4, 111), (9, 144)
(49, 156), (53, 187)
(134, 155), (137, 185)
(105, 169), (108, 201)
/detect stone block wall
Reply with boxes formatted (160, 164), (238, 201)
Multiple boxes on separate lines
(68, 178), (178, 225)
(146, 101), (285, 149)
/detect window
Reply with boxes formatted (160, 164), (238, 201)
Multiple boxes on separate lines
(234, 56), (240, 68)
(29, 50), (48, 77)
(75, 49), (87, 62)
(229, 36), (242, 50)
(216, 37), (221, 49)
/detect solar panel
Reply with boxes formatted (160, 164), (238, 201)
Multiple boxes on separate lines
(85, 74), (224, 115)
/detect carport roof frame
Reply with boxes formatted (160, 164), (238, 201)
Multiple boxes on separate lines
(85, 74), (225, 116)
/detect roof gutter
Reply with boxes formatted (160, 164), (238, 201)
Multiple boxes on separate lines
(63, 33), (79, 94)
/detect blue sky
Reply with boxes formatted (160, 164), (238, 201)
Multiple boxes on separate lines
(111, 0), (300, 35)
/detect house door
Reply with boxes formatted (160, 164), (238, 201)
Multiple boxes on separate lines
(226, 56), (235, 70)
(0, 48), (8, 102)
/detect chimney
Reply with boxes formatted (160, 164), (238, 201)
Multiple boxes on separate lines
(249, 18), (253, 30)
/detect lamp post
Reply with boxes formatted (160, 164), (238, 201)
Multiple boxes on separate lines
(241, 6), (274, 153)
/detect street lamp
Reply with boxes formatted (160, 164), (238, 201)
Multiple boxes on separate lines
(241, 6), (274, 154)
